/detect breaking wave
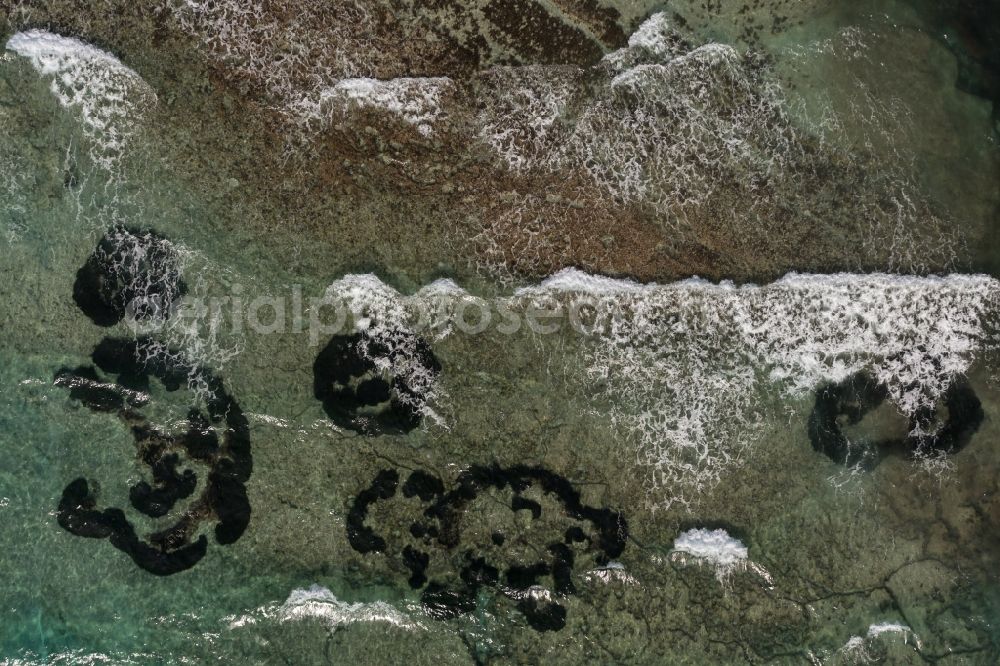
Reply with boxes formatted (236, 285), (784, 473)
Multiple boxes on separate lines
(472, 12), (958, 275)
(160, 0), (453, 137)
(291, 77), (453, 138)
(224, 584), (423, 632)
(526, 269), (998, 507)
(477, 14), (795, 215)
(5, 30), (156, 173)
(316, 269), (999, 507)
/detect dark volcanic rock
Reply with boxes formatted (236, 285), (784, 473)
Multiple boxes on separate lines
(346, 463), (628, 631)
(313, 331), (441, 435)
(73, 226), (187, 327)
(808, 371), (984, 467)
(54, 337), (252, 576)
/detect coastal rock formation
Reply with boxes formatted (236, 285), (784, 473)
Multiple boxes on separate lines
(313, 330), (441, 435)
(54, 337), (252, 574)
(808, 371), (984, 467)
(73, 226), (187, 327)
(346, 464), (627, 631)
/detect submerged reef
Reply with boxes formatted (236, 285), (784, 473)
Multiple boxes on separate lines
(313, 330), (441, 435)
(73, 225), (187, 327)
(58, 223), (250, 574)
(808, 371), (984, 467)
(55, 337), (252, 574)
(346, 464), (627, 632)
(57, 477), (209, 576)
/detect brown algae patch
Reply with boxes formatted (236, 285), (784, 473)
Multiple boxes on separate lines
(5, 1), (997, 287)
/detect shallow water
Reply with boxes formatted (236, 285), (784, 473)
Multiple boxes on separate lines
(1, 1), (1000, 664)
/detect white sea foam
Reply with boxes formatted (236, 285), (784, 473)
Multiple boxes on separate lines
(280, 585), (419, 629)
(602, 12), (686, 76)
(836, 621), (921, 663)
(225, 584), (421, 632)
(476, 65), (582, 172)
(866, 622), (917, 642)
(114, 234), (245, 385)
(516, 267), (649, 295)
(162, 0), (450, 139)
(324, 274), (412, 332)
(248, 412), (292, 429)
(5, 30), (154, 171)
(510, 585), (554, 603)
(416, 278), (468, 297)
(314, 270), (997, 506)
(471, 13), (958, 277)
(462, 190), (602, 288)
(584, 561), (641, 586)
(625, 12), (680, 56)
(161, 0), (375, 102)
(476, 13), (798, 221)
(667, 527), (776, 586)
(1, 650), (157, 665)
(672, 528), (748, 566)
(522, 270), (999, 508)
(297, 77), (452, 137)
(162, 5), (961, 277)
(321, 274), (460, 428)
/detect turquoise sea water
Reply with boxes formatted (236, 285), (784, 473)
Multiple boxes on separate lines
(2, 1), (1000, 664)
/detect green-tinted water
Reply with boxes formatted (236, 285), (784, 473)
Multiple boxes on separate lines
(2, 1), (1000, 663)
